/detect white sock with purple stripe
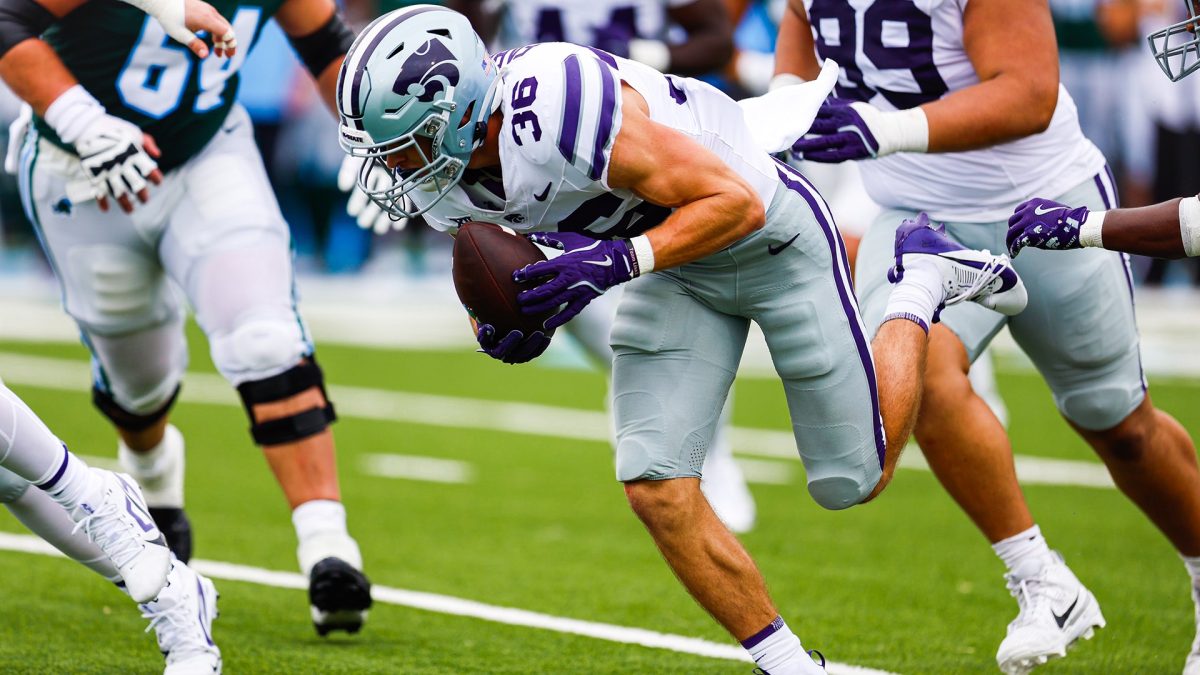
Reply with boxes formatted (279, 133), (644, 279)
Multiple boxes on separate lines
(882, 261), (943, 333)
(742, 616), (819, 675)
(36, 447), (103, 514)
(0, 383), (102, 512)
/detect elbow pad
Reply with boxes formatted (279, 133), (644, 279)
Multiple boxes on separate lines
(0, 0), (54, 60)
(288, 12), (354, 79)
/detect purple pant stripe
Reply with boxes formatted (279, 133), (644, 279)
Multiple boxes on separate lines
(35, 445), (70, 490)
(775, 162), (887, 470)
(1117, 251), (1149, 392)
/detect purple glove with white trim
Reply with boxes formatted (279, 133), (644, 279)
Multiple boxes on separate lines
(1006, 198), (1090, 257)
(514, 231), (639, 331)
(475, 323), (551, 364)
(791, 98), (928, 163)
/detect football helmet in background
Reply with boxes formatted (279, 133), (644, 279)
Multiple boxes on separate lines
(1149, 1), (1200, 81)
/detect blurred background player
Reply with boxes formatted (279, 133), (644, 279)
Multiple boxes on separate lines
(341, 0), (758, 532)
(780, 0), (1200, 671)
(0, 0), (371, 635)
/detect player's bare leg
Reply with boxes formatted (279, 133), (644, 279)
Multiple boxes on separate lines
(1075, 398), (1200, 555)
(914, 327), (1033, 541)
(1072, 398), (1200, 673)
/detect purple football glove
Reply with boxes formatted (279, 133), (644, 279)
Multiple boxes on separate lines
(1006, 198), (1090, 257)
(790, 98), (881, 163)
(476, 323), (551, 364)
(513, 231), (639, 331)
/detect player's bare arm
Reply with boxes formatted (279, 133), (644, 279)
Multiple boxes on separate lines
(0, 0), (236, 212)
(661, 0), (733, 76)
(606, 84), (765, 269)
(773, 0), (821, 84)
(509, 83), (764, 335)
(789, 0), (1060, 161)
(1008, 194), (1199, 259)
(274, 0), (350, 114)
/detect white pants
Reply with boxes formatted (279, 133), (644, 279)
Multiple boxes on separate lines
(17, 105), (312, 414)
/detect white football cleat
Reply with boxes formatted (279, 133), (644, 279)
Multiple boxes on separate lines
(891, 212), (1028, 319)
(299, 532), (373, 636)
(141, 558), (221, 674)
(701, 445), (756, 534)
(72, 470), (171, 603)
(996, 552), (1105, 674)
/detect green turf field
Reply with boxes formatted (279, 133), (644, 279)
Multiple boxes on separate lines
(0, 329), (1195, 674)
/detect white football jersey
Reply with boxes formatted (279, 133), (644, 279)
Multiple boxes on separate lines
(803, 0), (1106, 222)
(416, 43), (778, 237)
(494, 0), (691, 51)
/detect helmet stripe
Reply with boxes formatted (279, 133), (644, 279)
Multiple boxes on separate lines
(343, 6), (452, 119)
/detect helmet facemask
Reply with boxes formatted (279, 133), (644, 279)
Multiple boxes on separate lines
(1149, 1), (1200, 81)
(343, 100), (468, 219)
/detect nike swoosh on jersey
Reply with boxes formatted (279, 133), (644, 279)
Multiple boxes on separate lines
(1053, 594), (1080, 629)
(534, 183), (552, 201)
(1033, 205), (1067, 216)
(768, 233), (801, 255)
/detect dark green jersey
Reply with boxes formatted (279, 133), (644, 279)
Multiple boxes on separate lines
(34, 0), (286, 173)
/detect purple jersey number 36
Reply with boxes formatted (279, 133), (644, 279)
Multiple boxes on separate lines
(510, 77), (542, 146)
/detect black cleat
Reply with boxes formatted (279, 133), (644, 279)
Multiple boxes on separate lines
(149, 507), (193, 564)
(308, 557), (372, 636)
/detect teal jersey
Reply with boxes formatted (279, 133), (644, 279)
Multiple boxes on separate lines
(34, 0), (285, 172)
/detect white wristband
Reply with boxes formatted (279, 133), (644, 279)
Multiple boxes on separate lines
(1180, 195), (1200, 257)
(1079, 209), (1106, 249)
(630, 235), (656, 276)
(43, 85), (106, 146)
(873, 106), (929, 155)
(628, 39), (671, 73)
(117, 0), (192, 44)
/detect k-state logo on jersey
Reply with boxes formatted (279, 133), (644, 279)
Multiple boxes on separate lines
(393, 39), (460, 103)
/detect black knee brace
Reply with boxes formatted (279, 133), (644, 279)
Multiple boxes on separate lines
(236, 357), (337, 446)
(93, 385), (180, 432)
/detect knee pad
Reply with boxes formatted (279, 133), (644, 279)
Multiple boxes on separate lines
(93, 383), (180, 432)
(0, 467), (30, 504)
(211, 316), (308, 386)
(237, 357), (336, 446)
(1057, 384), (1145, 432)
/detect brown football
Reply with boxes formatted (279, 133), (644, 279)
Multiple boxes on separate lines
(452, 221), (555, 335)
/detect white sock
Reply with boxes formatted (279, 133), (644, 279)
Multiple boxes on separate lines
(39, 447), (104, 514)
(882, 261), (943, 333)
(742, 617), (816, 675)
(120, 432), (171, 478)
(1182, 555), (1200, 587)
(293, 499), (348, 541)
(993, 525), (1054, 577)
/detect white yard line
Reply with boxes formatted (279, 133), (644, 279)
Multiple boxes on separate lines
(360, 453), (474, 484)
(0, 532), (893, 675)
(0, 351), (1116, 490)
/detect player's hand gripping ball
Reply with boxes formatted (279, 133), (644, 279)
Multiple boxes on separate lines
(452, 222), (556, 364)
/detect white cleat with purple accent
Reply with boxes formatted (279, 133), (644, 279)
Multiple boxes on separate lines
(996, 552), (1104, 674)
(72, 469), (172, 603)
(141, 557), (221, 675)
(890, 212), (1028, 318)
